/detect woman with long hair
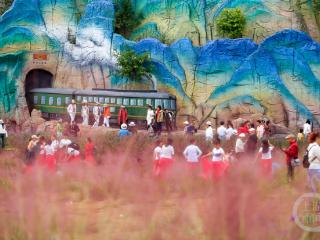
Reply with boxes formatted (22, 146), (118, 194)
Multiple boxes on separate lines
(256, 139), (274, 176)
(158, 138), (174, 176)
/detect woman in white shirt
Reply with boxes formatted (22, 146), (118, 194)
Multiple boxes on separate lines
(44, 140), (57, 171)
(159, 138), (174, 176)
(205, 121), (214, 142)
(146, 105), (155, 129)
(307, 132), (320, 192)
(0, 120), (8, 149)
(226, 120), (236, 141)
(303, 119), (312, 139)
(153, 139), (162, 176)
(204, 139), (226, 179)
(235, 133), (246, 160)
(256, 139), (274, 176)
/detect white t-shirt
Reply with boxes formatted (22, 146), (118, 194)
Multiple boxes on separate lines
(258, 146), (274, 160)
(59, 138), (72, 148)
(205, 127), (213, 140)
(160, 145), (174, 159)
(67, 103), (76, 114)
(235, 138), (245, 153)
(256, 125), (265, 139)
(153, 146), (162, 161)
(45, 145), (55, 156)
(308, 143), (320, 170)
(217, 126), (227, 139)
(147, 110), (155, 125)
(51, 140), (59, 151)
(183, 144), (202, 162)
(303, 123), (311, 136)
(67, 147), (80, 156)
(226, 127), (236, 140)
(212, 147), (225, 162)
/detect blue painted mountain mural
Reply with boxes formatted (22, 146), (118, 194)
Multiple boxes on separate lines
(0, 0), (319, 129)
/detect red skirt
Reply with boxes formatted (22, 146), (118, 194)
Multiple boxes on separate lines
(85, 154), (95, 164)
(156, 157), (173, 176)
(45, 154), (56, 171)
(260, 158), (272, 176)
(201, 156), (229, 180)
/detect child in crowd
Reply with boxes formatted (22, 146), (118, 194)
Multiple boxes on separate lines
(183, 138), (202, 168)
(203, 138), (226, 180)
(256, 139), (274, 176)
(158, 138), (175, 176)
(153, 139), (162, 176)
(297, 129), (304, 143)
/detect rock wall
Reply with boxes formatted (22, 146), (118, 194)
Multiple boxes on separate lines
(0, 0), (319, 130)
(130, 0), (320, 44)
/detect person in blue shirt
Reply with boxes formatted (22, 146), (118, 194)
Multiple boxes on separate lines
(118, 123), (132, 138)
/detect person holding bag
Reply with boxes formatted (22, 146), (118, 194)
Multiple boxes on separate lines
(282, 134), (299, 182)
(305, 132), (320, 192)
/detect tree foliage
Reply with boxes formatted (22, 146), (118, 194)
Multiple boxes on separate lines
(117, 49), (152, 81)
(216, 8), (246, 39)
(0, 0), (13, 15)
(114, 0), (142, 38)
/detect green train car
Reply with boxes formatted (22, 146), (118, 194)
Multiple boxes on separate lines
(27, 88), (177, 125)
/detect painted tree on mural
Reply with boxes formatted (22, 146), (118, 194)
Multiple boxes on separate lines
(216, 8), (246, 39)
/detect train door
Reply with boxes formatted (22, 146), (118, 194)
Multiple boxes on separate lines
(25, 69), (53, 114)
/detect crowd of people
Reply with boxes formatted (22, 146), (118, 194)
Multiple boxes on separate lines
(1, 108), (320, 191)
(67, 100), (175, 134)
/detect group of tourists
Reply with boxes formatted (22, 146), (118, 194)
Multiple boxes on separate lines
(67, 100), (175, 134)
(153, 119), (277, 179)
(24, 133), (96, 172)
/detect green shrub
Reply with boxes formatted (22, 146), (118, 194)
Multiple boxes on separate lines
(117, 48), (153, 81)
(216, 8), (246, 39)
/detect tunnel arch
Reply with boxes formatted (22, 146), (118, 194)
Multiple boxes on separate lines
(25, 69), (53, 114)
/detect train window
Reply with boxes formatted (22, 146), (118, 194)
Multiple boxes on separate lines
(171, 100), (176, 109)
(94, 97), (99, 103)
(130, 99), (136, 106)
(65, 97), (70, 105)
(146, 98), (152, 106)
(110, 98), (116, 104)
(137, 99), (144, 106)
(110, 107), (116, 113)
(34, 96), (38, 104)
(82, 97), (87, 103)
(123, 98), (129, 106)
(117, 98), (123, 105)
(88, 97), (93, 102)
(41, 96), (46, 105)
(164, 99), (170, 109)
(155, 99), (162, 107)
(105, 98), (110, 104)
(57, 97), (62, 106)
(99, 97), (104, 103)
(76, 96), (82, 102)
(49, 97), (54, 106)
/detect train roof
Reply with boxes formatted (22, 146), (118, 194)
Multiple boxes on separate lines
(29, 88), (176, 99)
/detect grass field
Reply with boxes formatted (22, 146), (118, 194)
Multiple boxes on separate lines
(0, 131), (319, 240)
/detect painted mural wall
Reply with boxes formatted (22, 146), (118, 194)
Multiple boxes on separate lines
(0, 0), (320, 129)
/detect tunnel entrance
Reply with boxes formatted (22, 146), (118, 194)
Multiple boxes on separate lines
(25, 69), (53, 114)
